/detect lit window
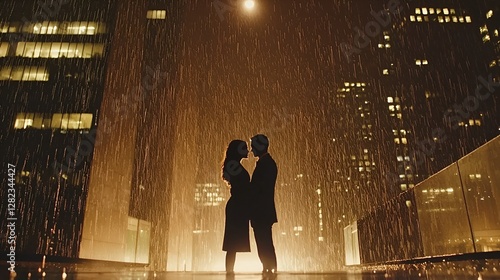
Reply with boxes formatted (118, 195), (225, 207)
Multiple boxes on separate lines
(0, 66), (49, 81)
(397, 156), (403, 162)
(436, 8), (442, 14)
(489, 60), (496, 68)
(383, 69), (389, 75)
(416, 59), (428, 66)
(443, 8), (449, 15)
(64, 22), (105, 35)
(483, 34), (491, 42)
(400, 184), (408, 191)
(385, 43), (391, 48)
(378, 43), (384, 48)
(417, 16), (423, 22)
(21, 21), (105, 35)
(495, 30), (499, 37)
(452, 16), (458, 23)
(466, 16), (472, 23)
(147, 10), (166, 19)
(0, 42), (8, 57)
(429, 8), (435, 14)
(32, 21), (58, 34)
(450, 9), (456, 14)
(486, 10), (493, 19)
(384, 35), (390, 41)
(15, 113), (93, 130)
(410, 15), (416, 22)
(14, 114), (33, 129)
(394, 138), (400, 144)
(16, 42), (104, 58)
(438, 16), (444, 23)
(401, 138), (407, 144)
(415, 8), (421, 14)
(475, 119), (482, 126)
(1, 22), (20, 33)
(389, 105), (395, 111)
(424, 16), (429, 22)
(459, 16), (465, 23)
(445, 16), (451, 22)
(0, 23), (8, 33)
(422, 8), (428, 15)
(397, 113), (402, 119)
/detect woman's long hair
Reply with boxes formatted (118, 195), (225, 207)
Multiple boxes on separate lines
(222, 140), (247, 184)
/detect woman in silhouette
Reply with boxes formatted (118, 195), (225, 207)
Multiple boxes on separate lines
(222, 140), (251, 274)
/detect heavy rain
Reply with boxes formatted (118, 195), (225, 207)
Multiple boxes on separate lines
(0, 0), (499, 278)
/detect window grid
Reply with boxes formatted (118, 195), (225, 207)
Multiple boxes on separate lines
(0, 21), (106, 35)
(16, 42), (104, 58)
(14, 113), (93, 130)
(147, 10), (167, 20)
(0, 66), (49, 81)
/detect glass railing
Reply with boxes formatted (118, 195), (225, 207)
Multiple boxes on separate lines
(348, 135), (500, 264)
(457, 138), (500, 253)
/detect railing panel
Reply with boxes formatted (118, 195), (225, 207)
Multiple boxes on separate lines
(358, 189), (422, 263)
(414, 163), (475, 256)
(458, 138), (500, 252)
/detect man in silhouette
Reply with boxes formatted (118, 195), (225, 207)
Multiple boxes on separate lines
(250, 134), (278, 275)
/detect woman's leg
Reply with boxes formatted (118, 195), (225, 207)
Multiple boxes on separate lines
(225, 251), (236, 273)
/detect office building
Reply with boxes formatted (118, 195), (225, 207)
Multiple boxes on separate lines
(0, 0), (185, 270)
(354, 0), (499, 199)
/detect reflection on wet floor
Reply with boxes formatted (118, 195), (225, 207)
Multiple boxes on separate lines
(5, 271), (500, 280)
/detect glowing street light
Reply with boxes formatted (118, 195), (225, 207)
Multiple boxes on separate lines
(243, 0), (256, 11)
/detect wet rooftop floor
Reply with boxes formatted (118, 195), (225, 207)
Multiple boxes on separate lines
(5, 271), (500, 280)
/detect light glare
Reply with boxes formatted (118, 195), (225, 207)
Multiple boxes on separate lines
(244, 0), (255, 11)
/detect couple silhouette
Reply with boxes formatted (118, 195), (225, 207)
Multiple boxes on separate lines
(222, 134), (278, 276)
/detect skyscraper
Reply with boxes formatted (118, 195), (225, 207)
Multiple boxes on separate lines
(357, 0), (499, 198)
(0, 0), (185, 270)
(0, 0), (115, 259)
(477, 0), (500, 134)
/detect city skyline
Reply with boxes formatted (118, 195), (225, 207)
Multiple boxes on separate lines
(0, 0), (499, 273)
